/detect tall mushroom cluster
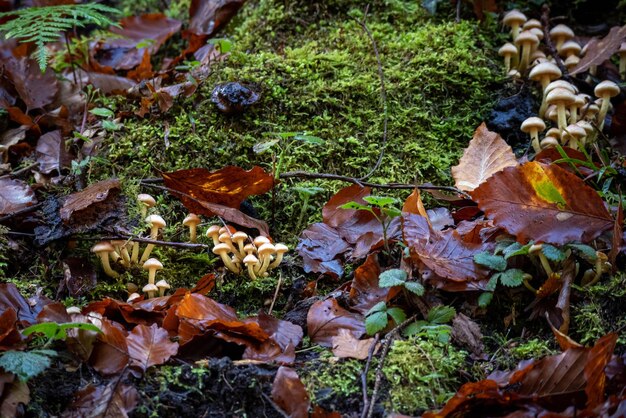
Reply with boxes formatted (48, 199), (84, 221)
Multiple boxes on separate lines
(206, 225), (289, 280)
(499, 9), (622, 153)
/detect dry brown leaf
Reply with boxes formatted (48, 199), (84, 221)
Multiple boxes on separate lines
(307, 298), (365, 347)
(271, 366), (310, 418)
(331, 328), (375, 360)
(0, 178), (36, 216)
(126, 324), (178, 374)
(571, 25), (626, 75)
(451, 122), (518, 192)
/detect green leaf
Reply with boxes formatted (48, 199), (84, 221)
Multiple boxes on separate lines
(478, 292), (493, 308)
(89, 107), (114, 118)
(293, 186), (325, 197)
(102, 120), (121, 131)
(542, 244), (566, 262)
(293, 134), (324, 145)
(379, 269), (407, 287)
(365, 311), (388, 335)
(22, 322), (101, 341)
(436, 327), (451, 344)
(498, 269), (526, 287)
(382, 207), (402, 218)
(253, 139), (280, 154)
(485, 274), (499, 291)
(207, 38), (233, 53)
(339, 201), (372, 212)
(366, 301), (387, 315)
(473, 252), (507, 271)
(403, 281), (425, 296)
(504, 242), (531, 259)
(495, 239), (516, 255)
(567, 244), (597, 263)
(0, 350), (55, 381)
(427, 306), (455, 324)
(386, 307), (407, 325)
(362, 196), (398, 207)
(402, 320), (427, 337)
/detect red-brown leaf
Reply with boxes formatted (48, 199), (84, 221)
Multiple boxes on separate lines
(188, 0), (245, 37)
(403, 213), (491, 291)
(349, 254), (391, 314)
(2, 56), (58, 110)
(59, 178), (121, 222)
(0, 309), (23, 351)
(470, 162), (613, 244)
(0, 283), (50, 325)
(126, 324), (178, 373)
(63, 381), (137, 417)
(571, 26), (626, 75)
(94, 14), (182, 70)
(0, 380), (29, 418)
(0, 178), (36, 216)
(296, 223), (351, 277)
(162, 166), (274, 209)
(243, 312), (303, 364)
(89, 318), (130, 375)
(271, 366), (310, 418)
(307, 298), (365, 347)
(35, 130), (75, 175)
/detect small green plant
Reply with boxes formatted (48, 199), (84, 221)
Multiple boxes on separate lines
(379, 268), (425, 296)
(293, 186), (325, 232)
(339, 195), (401, 254)
(402, 305), (456, 343)
(253, 131), (324, 179)
(0, 3), (120, 71)
(365, 301), (407, 335)
(474, 240), (601, 307)
(0, 322), (100, 381)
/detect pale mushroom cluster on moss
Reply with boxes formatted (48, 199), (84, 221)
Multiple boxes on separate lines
(206, 225), (288, 280)
(499, 9), (623, 153)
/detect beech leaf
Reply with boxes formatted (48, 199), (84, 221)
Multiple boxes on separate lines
(451, 122), (518, 192)
(570, 25), (626, 75)
(470, 162), (613, 244)
(126, 324), (178, 373)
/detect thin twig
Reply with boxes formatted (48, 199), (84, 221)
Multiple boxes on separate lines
(268, 272), (283, 315)
(0, 162), (39, 180)
(362, 315), (417, 418)
(78, 235), (210, 249)
(354, 5), (389, 182)
(360, 333), (380, 414)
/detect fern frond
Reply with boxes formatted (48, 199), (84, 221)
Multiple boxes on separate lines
(0, 3), (120, 71)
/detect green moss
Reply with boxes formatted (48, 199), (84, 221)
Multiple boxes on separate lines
(571, 273), (626, 347)
(509, 338), (554, 360)
(301, 352), (367, 401)
(382, 337), (467, 414)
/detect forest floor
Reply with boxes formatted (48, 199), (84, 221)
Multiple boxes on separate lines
(0, 0), (625, 417)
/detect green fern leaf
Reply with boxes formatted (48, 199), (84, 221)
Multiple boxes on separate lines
(0, 3), (119, 71)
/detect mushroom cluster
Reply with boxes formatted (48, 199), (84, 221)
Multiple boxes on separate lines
(499, 9), (622, 152)
(206, 225), (288, 280)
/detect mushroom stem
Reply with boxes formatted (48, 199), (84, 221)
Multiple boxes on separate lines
(140, 243), (156, 264)
(597, 98), (611, 131)
(522, 274), (537, 293)
(131, 241), (140, 264)
(556, 105), (568, 132)
(99, 253), (119, 278)
(220, 253), (240, 273)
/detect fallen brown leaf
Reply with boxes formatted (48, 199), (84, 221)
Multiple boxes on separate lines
(271, 366), (310, 418)
(571, 26), (626, 75)
(307, 298), (365, 347)
(0, 178), (36, 216)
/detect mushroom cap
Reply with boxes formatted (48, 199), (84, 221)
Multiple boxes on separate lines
(243, 254), (259, 265)
(530, 27), (544, 40)
(257, 243), (276, 257)
(583, 103), (600, 116)
(546, 128), (561, 138)
(143, 258), (163, 271)
(521, 117), (546, 133)
(498, 43), (517, 56)
(540, 137), (560, 148)
(514, 30), (539, 48)
(66, 306), (82, 315)
(231, 231), (248, 243)
(529, 62), (562, 83)
(127, 293), (141, 303)
(218, 225), (237, 235)
(545, 80), (577, 94)
(92, 241), (115, 254)
(274, 243), (289, 254)
(529, 50), (547, 63)
(559, 40), (581, 56)
(596, 251), (608, 262)
(243, 243), (256, 254)
(253, 236), (270, 247)
(523, 19), (542, 30)
(137, 194), (156, 207)
(619, 42), (626, 56)
(565, 55), (580, 69)
(218, 232), (233, 243)
(155, 279), (170, 290)
(213, 243), (231, 254)
(550, 24), (574, 40)
(546, 87), (576, 106)
(563, 124), (586, 139)
(142, 283), (158, 293)
(183, 213), (201, 227)
(572, 94), (586, 108)
(594, 80), (620, 98)
(206, 225), (221, 238)
(576, 121), (594, 135)
(145, 214), (166, 229)
(502, 9), (527, 27)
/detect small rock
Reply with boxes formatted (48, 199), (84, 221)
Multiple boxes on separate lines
(211, 82), (260, 114)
